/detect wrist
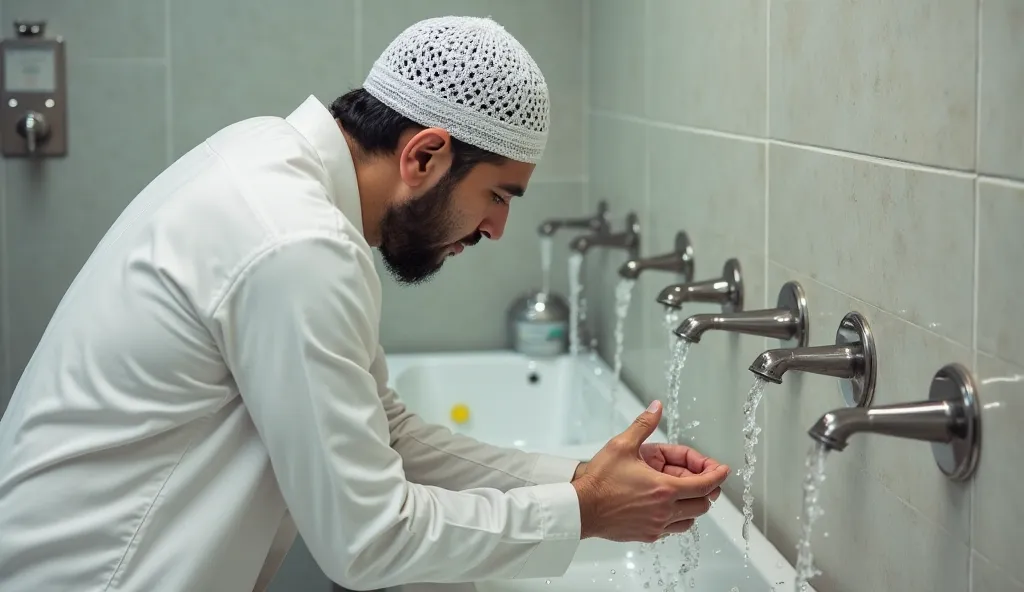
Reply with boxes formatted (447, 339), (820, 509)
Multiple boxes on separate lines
(571, 475), (597, 539)
(572, 461), (589, 482)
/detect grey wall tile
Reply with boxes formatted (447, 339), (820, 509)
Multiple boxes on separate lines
(0, 160), (7, 411)
(765, 265), (972, 544)
(972, 353), (1024, 585)
(378, 183), (585, 353)
(5, 61), (167, 385)
(647, 0), (767, 136)
(979, 0), (1024, 179)
(978, 180), (1024, 366)
(170, 0), (356, 158)
(588, 113), (647, 363)
(3, 0), (166, 59)
(973, 551), (1024, 592)
(361, 0), (586, 182)
(769, 145), (975, 345)
(770, 0), (977, 169)
(589, 0), (646, 117)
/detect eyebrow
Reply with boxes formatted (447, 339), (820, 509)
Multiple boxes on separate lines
(498, 183), (526, 197)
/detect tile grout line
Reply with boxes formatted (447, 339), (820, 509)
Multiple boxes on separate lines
(969, 0), (984, 586)
(768, 259), (976, 352)
(353, 0), (363, 88)
(589, 109), (1024, 185)
(761, 0), (772, 538)
(164, 0), (173, 165)
(0, 0), (7, 401)
(581, 0), (590, 211)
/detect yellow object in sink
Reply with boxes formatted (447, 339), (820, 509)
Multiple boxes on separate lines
(450, 403), (470, 424)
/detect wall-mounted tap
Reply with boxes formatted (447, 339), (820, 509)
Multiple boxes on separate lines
(808, 363), (982, 482)
(656, 258), (743, 313)
(570, 212), (641, 261)
(538, 199), (610, 237)
(673, 281), (809, 346)
(618, 231), (694, 281)
(748, 312), (877, 408)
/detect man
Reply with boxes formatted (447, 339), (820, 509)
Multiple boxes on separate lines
(0, 16), (729, 591)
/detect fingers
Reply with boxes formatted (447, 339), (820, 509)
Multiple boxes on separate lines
(619, 400), (662, 450)
(663, 518), (696, 535)
(655, 443), (728, 475)
(674, 497), (712, 522)
(669, 464), (730, 500)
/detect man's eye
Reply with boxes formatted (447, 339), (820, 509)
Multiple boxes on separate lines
(492, 193), (508, 205)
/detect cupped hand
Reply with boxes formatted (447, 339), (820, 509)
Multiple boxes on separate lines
(639, 442), (726, 502)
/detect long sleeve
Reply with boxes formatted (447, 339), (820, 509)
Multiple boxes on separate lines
(370, 348), (582, 492)
(210, 233), (581, 590)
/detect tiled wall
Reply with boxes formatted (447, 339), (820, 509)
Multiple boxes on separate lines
(585, 1), (1023, 591)
(0, 1), (584, 590)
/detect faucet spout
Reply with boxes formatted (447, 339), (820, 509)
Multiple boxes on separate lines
(619, 231), (693, 280)
(656, 258), (743, 312)
(748, 311), (877, 407)
(538, 200), (609, 236)
(570, 212), (641, 260)
(749, 344), (861, 384)
(809, 401), (956, 451)
(672, 281), (808, 346)
(807, 363), (982, 482)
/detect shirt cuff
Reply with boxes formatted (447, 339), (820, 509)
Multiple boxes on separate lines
(528, 454), (582, 485)
(516, 482), (582, 579)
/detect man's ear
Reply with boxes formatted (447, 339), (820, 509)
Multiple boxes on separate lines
(398, 128), (454, 189)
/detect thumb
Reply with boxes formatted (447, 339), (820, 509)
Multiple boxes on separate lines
(621, 400), (662, 449)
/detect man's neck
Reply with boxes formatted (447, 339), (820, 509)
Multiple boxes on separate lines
(340, 125), (391, 247)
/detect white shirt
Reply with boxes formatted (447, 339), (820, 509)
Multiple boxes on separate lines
(0, 96), (582, 591)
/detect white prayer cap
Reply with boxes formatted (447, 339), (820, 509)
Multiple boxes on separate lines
(363, 16), (550, 164)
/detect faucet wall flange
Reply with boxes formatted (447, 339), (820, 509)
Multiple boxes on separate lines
(929, 363), (981, 481)
(837, 311), (877, 408)
(777, 281), (809, 348)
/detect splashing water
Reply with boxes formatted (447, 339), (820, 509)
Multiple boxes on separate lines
(794, 441), (830, 591)
(540, 236), (553, 295)
(567, 253), (584, 356)
(740, 378), (768, 558)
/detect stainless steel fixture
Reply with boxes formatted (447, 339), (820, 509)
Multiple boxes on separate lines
(538, 199), (610, 237)
(570, 212), (641, 260)
(808, 363), (981, 481)
(656, 258), (743, 313)
(618, 231), (694, 281)
(1, 21), (68, 157)
(673, 281), (808, 346)
(749, 312), (877, 407)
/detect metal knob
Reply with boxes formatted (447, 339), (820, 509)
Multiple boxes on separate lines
(16, 111), (50, 155)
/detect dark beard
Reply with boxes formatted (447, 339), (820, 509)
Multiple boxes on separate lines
(378, 172), (480, 284)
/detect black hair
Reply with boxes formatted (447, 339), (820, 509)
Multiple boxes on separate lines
(330, 88), (507, 182)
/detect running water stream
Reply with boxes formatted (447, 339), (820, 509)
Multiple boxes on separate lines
(739, 377), (768, 558)
(540, 236), (553, 295)
(794, 442), (830, 591)
(567, 253), (584, 356)
(609, 279), (636, 403)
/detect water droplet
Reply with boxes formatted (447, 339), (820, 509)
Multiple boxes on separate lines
(824, 531), (830, 538)
(545, 580), (550, 585)
(610, 569), (616, 575)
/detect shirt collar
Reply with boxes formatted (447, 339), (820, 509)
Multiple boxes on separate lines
(285, 95), (365, 236)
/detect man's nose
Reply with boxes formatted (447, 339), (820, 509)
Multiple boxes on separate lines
(478, 208), (509, 241)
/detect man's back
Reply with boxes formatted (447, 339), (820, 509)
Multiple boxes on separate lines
(0, 96), (367, 591)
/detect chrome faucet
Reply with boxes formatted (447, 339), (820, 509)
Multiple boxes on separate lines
(808, 363), (982, 482)
(570, 212), (641, 261)
(538, 199), (610, 237)
(618, 231), (694, 281)
(749, 312), (877, 407)
(673, 281), (809, 346)
(656, 258), (743, 313)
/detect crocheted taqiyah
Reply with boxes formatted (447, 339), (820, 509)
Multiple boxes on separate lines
(363, 16), (550, 164)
